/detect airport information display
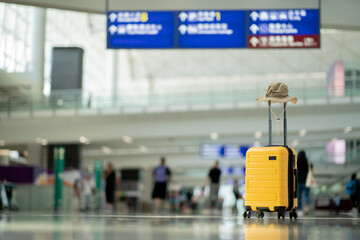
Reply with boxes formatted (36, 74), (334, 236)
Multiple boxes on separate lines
(107, 11), (175, 48)
(247, 9), (320, 48)
(107, 9), (319, 49)
(177, 10), (247, 48)
(201, 144), (249, 159)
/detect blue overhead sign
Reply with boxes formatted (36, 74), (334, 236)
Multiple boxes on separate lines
(248, 9), (320, 35)
(177, 10), (247, 48)
(247, 9), (320, 48)
(107, 11), (175, 48)
(107, 9), (320, 49)
(201, 144), (249, 159)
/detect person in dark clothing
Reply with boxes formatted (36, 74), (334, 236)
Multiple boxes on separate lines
(297, 150), (310, 214)
(104, 163), (116, 211)
(0, 181), (3, 210)
(152, 157), (171, 212)
(346, 173), (359, 216)
(207, 161), (221, 210)
(2, 179), (14, 209)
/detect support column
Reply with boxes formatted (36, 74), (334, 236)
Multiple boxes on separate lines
(30, 7), (46, 94)
(94, 160), (102, 210)
(54, 146), (65, 211)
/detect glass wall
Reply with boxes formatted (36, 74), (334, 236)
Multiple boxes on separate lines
(0, 3), (33, 73)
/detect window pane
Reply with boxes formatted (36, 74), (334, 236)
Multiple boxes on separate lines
(16, 41), (24, 62)
(0, 3), (33, 73)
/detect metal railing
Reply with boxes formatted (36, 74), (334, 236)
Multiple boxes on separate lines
(0, 86), (359, 117)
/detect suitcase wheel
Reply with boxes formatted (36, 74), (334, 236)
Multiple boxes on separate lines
(289, 210), (297, 220)
(243, 211), (251, 219)
(277, 210), (285, 219)
(256, 211), (264, 219)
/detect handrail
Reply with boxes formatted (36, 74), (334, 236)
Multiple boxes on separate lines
(0, 86), (359, 117)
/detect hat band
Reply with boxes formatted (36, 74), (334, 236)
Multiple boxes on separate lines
(266, 93), (289, 98)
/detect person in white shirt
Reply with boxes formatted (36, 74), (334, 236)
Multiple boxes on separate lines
(82, 174), (95, 211)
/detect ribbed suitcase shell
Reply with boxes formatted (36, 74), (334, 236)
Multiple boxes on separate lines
(245, 146), (297, 212)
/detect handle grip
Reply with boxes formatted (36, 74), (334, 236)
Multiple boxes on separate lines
(294, 169), (298, 199)
(268, 102), (287, 146)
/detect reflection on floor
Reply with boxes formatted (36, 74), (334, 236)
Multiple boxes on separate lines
(0, 211), (359, 240)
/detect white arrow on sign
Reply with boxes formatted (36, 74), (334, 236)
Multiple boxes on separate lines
(249, 24), (259, 34)
(108, 25), (117, 35)
(108, 13), (117, 22)
(250, 11), (259, 21)
(179, 12), (188, 22)
(250, 37), (260, 47)
(178, 25), (188, 35)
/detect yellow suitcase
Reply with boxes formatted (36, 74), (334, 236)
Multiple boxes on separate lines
(244, 103), (298, 219)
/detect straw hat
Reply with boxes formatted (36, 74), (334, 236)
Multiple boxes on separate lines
(256, 82), (297, 104)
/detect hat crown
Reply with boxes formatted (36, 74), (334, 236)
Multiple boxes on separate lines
(265, 82), (289, 98)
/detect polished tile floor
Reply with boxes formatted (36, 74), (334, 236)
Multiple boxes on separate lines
(0, 211), (359, 240)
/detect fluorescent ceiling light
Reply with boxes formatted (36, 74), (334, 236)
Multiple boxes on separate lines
(122, 136), (133, 144)
(344, 126), (352, 134)
(254, 131), (262, 139)
(79, 136), (87, 143)
(210, 132), (218, 140)
(57, 99), (64, 106)
(299, 129), (307, 137)
(292, 140), (299, 147)
(139, 145), (148, 153)
(101, 146), (112, 154)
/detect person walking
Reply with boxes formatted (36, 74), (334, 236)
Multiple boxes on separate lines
(82, 174), (95, 211)
(152, 157), (172, 212)
(232, 178), (242, 214)
(297, 150), (310, 216)
(104, 163), (116, 212)
(346, 173), (359, 217)
(206, 161), (221, 212)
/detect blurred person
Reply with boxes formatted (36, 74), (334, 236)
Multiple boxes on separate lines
(232, 178), (242, 214)
(168, 191), (178, 212)
(0, 181), (3, 210)
(104, 163), (116, 211)
(82, 174), (95, 211)
(73, 178), (82, 211)
(346, 173), (359, 217)
(297, 150), (310, 216)
(186, 187), (193, 209)
(2, 179), (14, 209)
(333, 193), (341, 216)
(152, 157), (171, 212)
(168, 181), (180, 213)
(206, 161), (221, 212)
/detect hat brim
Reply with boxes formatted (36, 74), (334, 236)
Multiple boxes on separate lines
(256, 96), (297, 104)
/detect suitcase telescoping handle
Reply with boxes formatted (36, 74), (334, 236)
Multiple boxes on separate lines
(268, 102), (287, 146)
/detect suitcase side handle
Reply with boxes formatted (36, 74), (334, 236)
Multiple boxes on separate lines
(268, 102), (287, 146)
(294, 169), (298, 199)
